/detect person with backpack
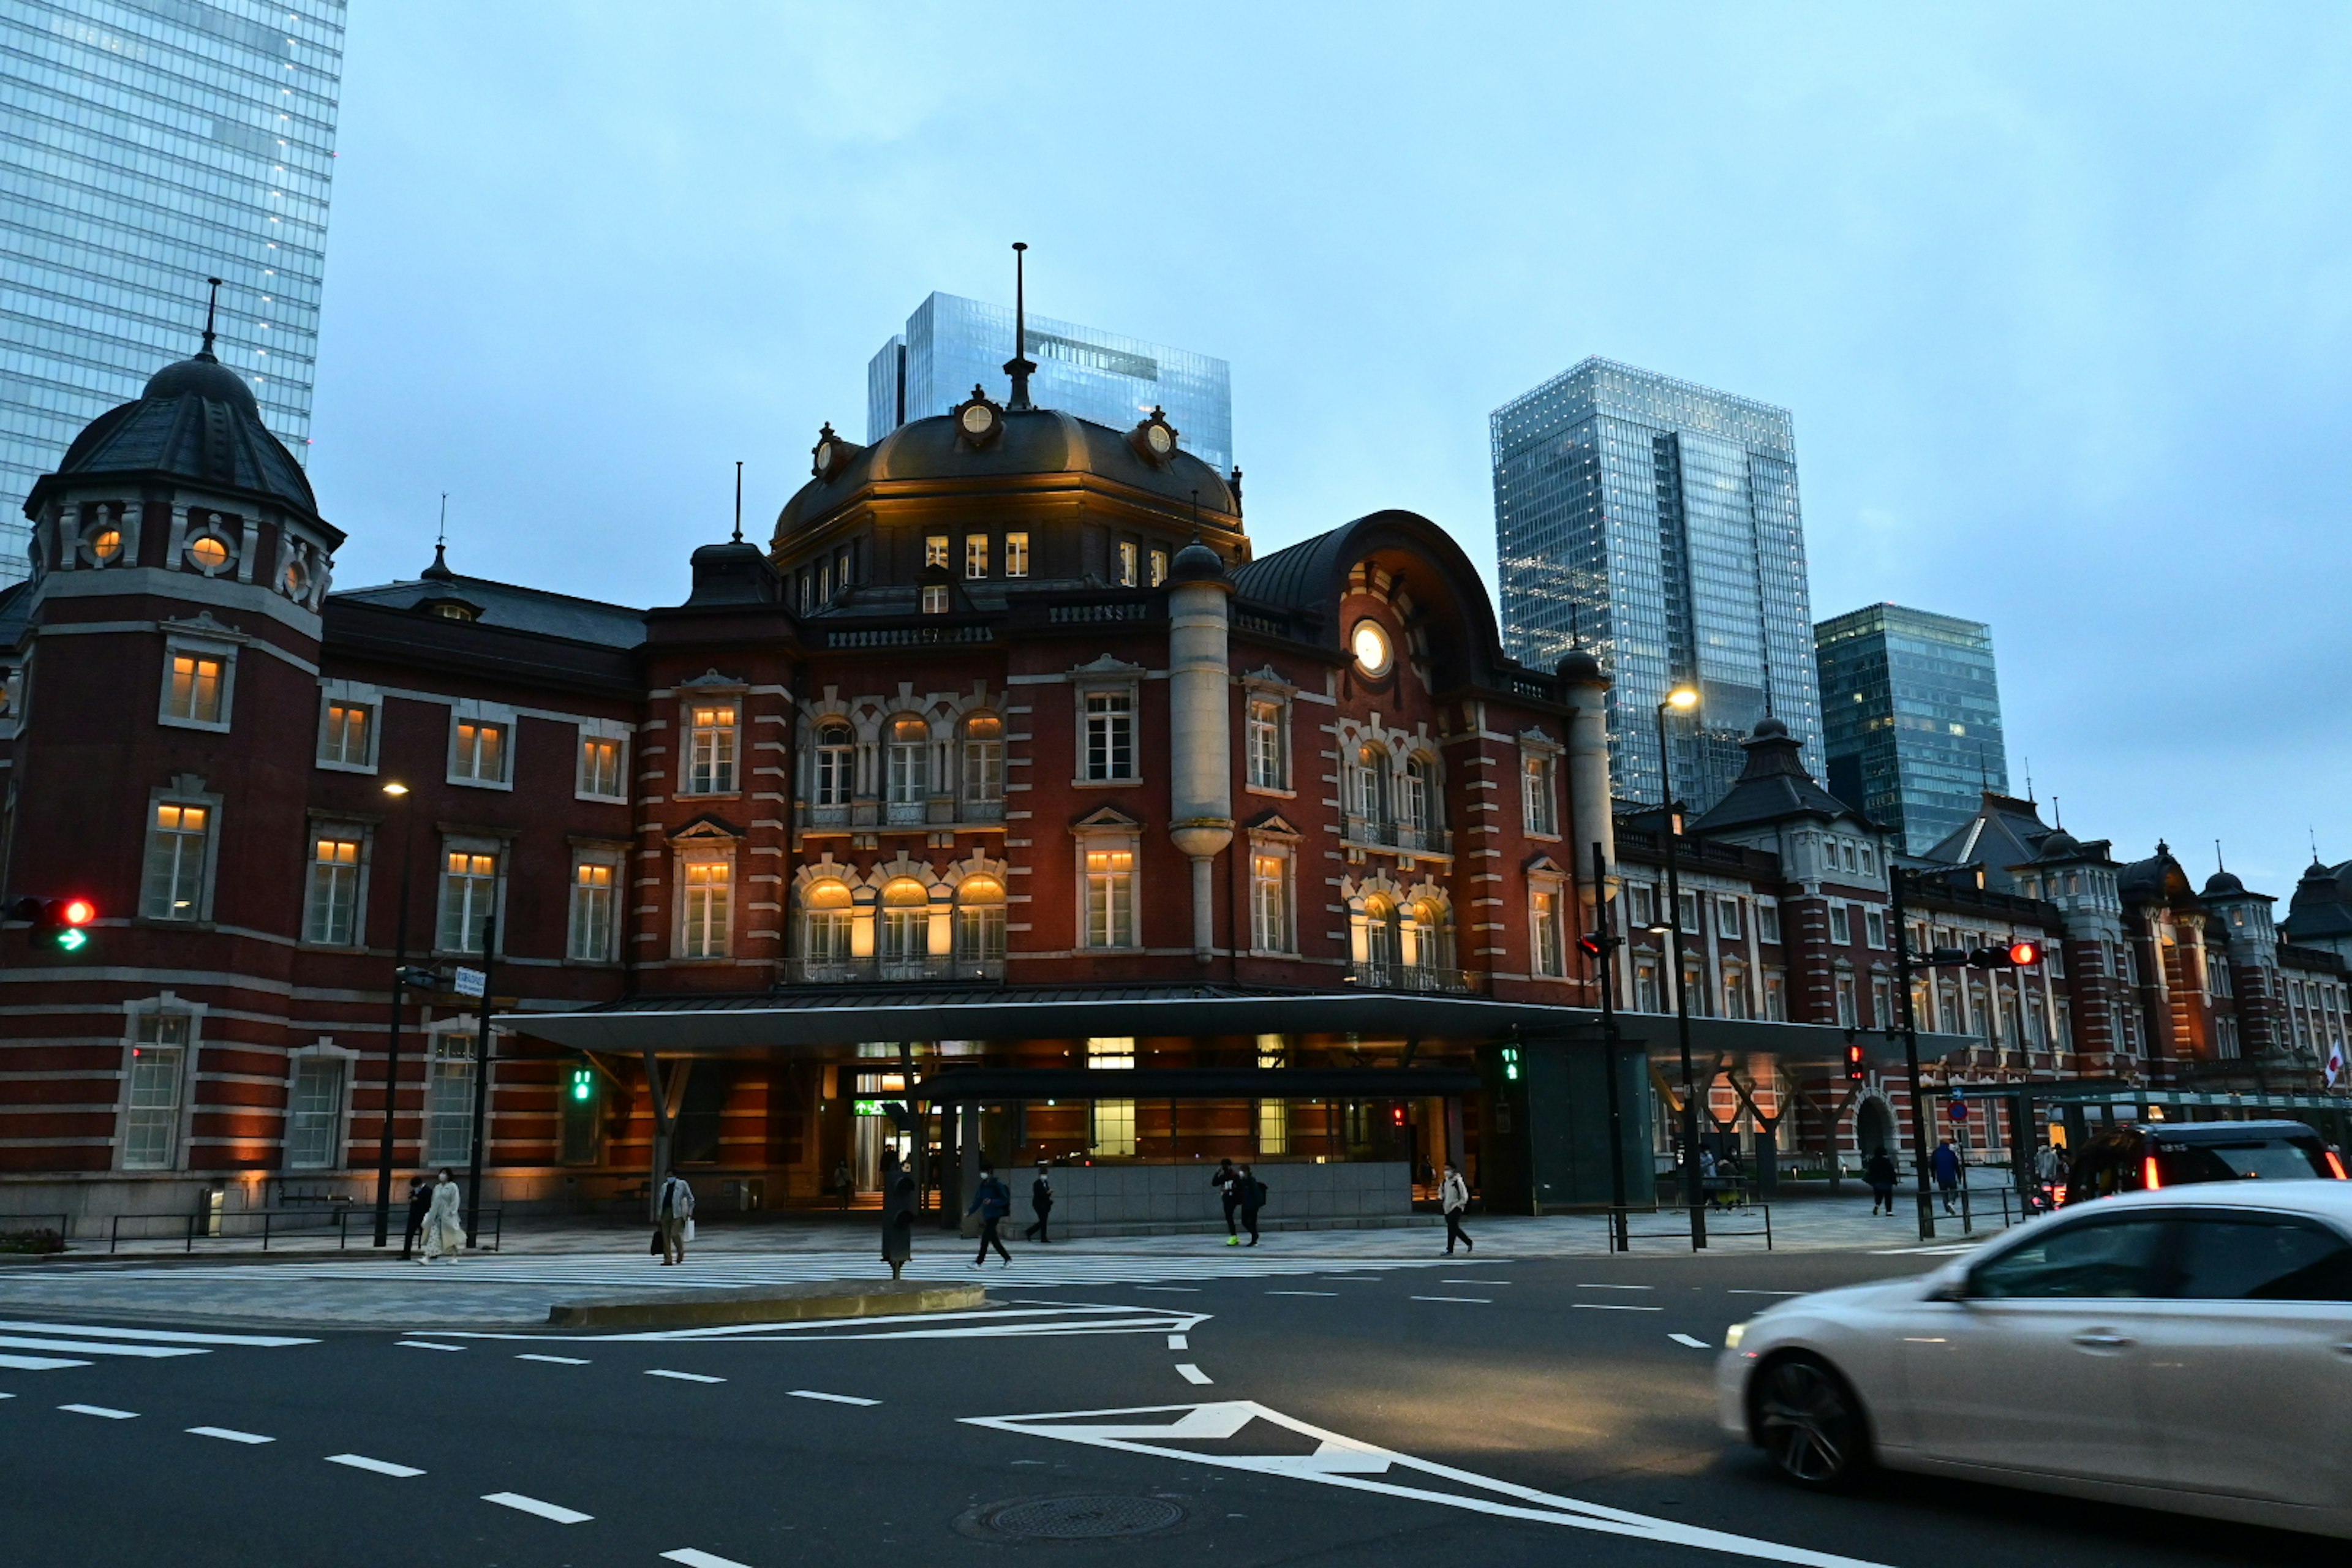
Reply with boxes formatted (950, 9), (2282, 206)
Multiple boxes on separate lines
(399, 1174), (432, 1261)
(967, 1162), (1012, 1266)
(1211, 1158), (1242, 1245)
(1237, 1163), (1265, 1246)
(1931, 1137), (1963, 1216)
(1863, 1146), (1899, 1216)
(1023, 1159), (1055, 1244)
(880, 1147), (915, 1280)
(1440, 1161), (1472, 1255)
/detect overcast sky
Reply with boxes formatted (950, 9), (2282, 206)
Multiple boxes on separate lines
(307, 4), (2352, 893)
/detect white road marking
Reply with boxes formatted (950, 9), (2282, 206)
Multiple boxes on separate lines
(1321, 1275), (1382, 1281)
(662, 1550), (754, 1568)
(1175, 1363), (1213, 1385)
(0, 1335), (203, 1359)
(395, 1340), (464, 1351)
(647, 1369), (725, 1384)
(1669, 1334), (1711, 1349)
(1572, 1303), (1662, 1313)
(1442, 1279), (1508, 1285)
(789, 1389), (879, 1406)
(1576, 1284), (1654, 1291)
(0, 1353), (90, 1371)
(965, 1400), (1901, 1568)
(0, 1321), (314, 1347)
(451, 1305), (1212, 1346)
(516, 1353), (590, 1365)
(187, 1425), (273, 1443)
(1265, 1290), (1336, 1297)
(58, 1403), (136, 1419)
(1725, 1290), (1803, 1297)
(483, 1491), (593, 1524)
(1409, 1295), (1490, 1304)
(1166, 1334), (1188, 1350)
(1134, 1286), (1199, 1294)
(327, 1453), (424, 1477)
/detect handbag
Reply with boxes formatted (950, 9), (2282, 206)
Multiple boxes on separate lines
(684, 1218), (696, 1242)
(650, 1227), (663, 1255)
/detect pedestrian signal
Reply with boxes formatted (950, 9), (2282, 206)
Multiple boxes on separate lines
(568, 1065), (594, 1102)
(1390, 1106), (1406, 1128)
(1500, 1046), (1522, 1083)
(1844, 1041), (1867, 1082)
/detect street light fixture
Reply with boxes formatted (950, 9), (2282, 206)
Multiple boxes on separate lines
(371, 780), (420, 1248)
(1655, 685), (1705, 1249)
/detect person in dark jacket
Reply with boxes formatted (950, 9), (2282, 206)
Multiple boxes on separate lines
(880, 1147), (916, 1280)
(1212, 1158), (1242, 1245)
(1023, 1160), (1054, 1244)
(1440, 1163), (1472, 1255)
(1931, 1138), (1963, 1215)
(1236, 1163), (1265, 1246)
(399, 1175), (432, 1261)
(1864, 1147), (1899, 1215)
(968, 1163), (1012, 1266)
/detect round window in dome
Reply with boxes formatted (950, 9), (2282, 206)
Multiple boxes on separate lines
(86, 527), (123, 565)
(187, 534), (232, 574)
(959, 402), (998, 440)
(1351, 619), (1393, 678)
(282, 560), (308, 597)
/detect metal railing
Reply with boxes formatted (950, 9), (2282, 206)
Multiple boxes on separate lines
(1602, 1202), (1774, 1251)
(1341, 813), (1452, 856)
(1345, 961), (1482, 995)
(783, 955), (1004, 986)
(107, 1205), (505, 1254)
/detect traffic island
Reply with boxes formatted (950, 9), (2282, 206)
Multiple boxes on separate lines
(545, 1278), (985, 1330)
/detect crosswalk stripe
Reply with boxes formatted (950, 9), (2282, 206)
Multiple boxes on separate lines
(188, 1426), (274, 1444)
(0, 1335), (206, 1359)
(0, 1353), (91, 1370)
(483, 1491), (592, 1524)
(0, 1321), (315, 1347)
(328, 1453), (423, 1477)
(59, 1403), (137, 1419)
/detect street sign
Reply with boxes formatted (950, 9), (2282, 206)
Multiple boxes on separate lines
(1948, 1098), (1970, 1121)
(453, 967), (486, 1000)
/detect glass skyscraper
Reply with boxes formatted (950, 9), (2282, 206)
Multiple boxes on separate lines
(869, 293), (1232, 474)
(0, 0), (346, 582)
(1815, 603), (2009, 854)
(1492, 358), (1823, 814)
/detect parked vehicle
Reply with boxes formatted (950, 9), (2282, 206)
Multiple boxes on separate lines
(1717, 1183), (2352, 1537)
(2065, 1119), (2344, 1205)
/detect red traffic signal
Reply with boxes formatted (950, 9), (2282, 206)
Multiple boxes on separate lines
(1389, 1106), (1407, 1128)
(59, 897), (96, 929)
(2006, 939), (2041, 968)
(1844, 1041), (1867, 1082)
(1577, 933), (1605, 958)
(6, 895), (97, 953)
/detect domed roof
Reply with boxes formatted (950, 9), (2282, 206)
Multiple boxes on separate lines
(774, 407), (1235, 541)
(29, 349), (317, 521)
(1555, 648), (1605, 685)
(1751, 715), (1790, 740)
(1167, 539), (1226, 586)
(2036, 829), (2082, 861)
(2203, 869), (2245, 897)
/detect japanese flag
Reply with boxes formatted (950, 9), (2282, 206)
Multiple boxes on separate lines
(2327, 1039), (2345, 1090)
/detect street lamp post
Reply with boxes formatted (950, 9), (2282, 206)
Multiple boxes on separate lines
(371, 783), (418, 1248)
(1656, 688), (1705, 1249)
(1887, 856), (1937, 1242)
(1590, 838), (1629, 1253)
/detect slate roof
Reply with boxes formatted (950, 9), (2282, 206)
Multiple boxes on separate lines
(2285, 859), (2352, 943)
(330, 548), (647, 650)
(1920, 791), (2059, 892)
(1691, 718), (1872, 833)
(28, 352), (321, 523)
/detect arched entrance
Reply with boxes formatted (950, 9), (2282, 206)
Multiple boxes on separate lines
(1855, 1096), (1895, 1164)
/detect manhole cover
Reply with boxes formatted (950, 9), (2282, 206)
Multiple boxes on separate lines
(958, 1493), (1188, 1542)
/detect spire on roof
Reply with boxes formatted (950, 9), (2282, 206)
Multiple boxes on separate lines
(733, 460), (744, 545)
(1003, 241), (1037, 412)
(199, 276), (222, 360)
(422, 492), (454, 580)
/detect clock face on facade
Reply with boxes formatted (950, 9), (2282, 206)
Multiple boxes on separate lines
(1145, 422), (1174, 454)
(1351, 619), (1393, 677)
(960, 402), (997, 438)
(813, 441), (835, 475)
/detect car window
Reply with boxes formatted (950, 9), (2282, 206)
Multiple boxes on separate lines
(2155, 1139), (2331, 1184)
(1970, 1216), (2168, 1298)
(2168, 1214), (2352, 1302)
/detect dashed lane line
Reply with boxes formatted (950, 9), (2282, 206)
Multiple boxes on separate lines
(0, 1322), (313, 1347)
(517, 1353), (590, 1365)
(483, 1491), (593, 1525)
(0, 1335), (205, 1359)
(647, 1369), (725, 1384)
(1575, 1284), (1654, 1291)
(1668, 1334), (1711, 1349)
(59, 1403), (137, 1419)
(788, 1390), (878, 1406)
(327, 1453), (424, 1477)
(662, 1550), (755, 1568)
(1264, 1290), (1336, 1297)
(1133, 1286), (1199, 1294)
(187, 1426), (273, 1443)
(1442, 1279), (1509, 1285)
(1409, 1295), (1491, 1304)
(1572, 1303), (1662, 1313)
(1726, 1290), (1803, 1297)
(1175, 1363), (1213, 1385)
(0, 1353), (89, 1370)
(395, 1340), (464, 1352)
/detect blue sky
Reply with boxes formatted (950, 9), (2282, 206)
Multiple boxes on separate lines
(309, 4), (2352, 891)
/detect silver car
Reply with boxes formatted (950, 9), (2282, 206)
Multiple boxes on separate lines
(1718, 1182), (2352, 1537)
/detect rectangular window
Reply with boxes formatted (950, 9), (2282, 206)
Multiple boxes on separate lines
(142, 801), (209, 921)
(1245, 697), (1286, 790)
(569, 859), (617, 962)
(163, 651), (226, 726)
(1148, 548), (1168, 587)
(1084, 690), (1134, 780)
(818, 559), (831, 601)
(579, 733), (624, 797)
(1251, 851), (1291, 952)
(680, 860), (731, 959)
(956, 902), (1006, 964)
(924, 535), (949, 569)
(1721, 965), (1749, 1019)
(123, 1011), (190, 1170)
(1864, 908), (1887, 948)
(1871, 974), (1892, 1028)
(1860, 844), (1875, 875)
(1085, 849), (1136, 948)
(965, 535), (987, 578)
(1531, 889), (1563, 978)
(285, 1055), (346, 1170)
(1829, 902), (1853, 945)
(452, 719), (508, 783)
(304, 832), (363, 945)
(1086, 1036), (1136, 1069)
(837, 546), (851, 589)
(1117, 540), (1139, 587)
(1521, 754), (1556, 834)
(1634, 960), (1662, 1012)
(1091, 1098), (1136, 1157)
(1764, 970), (1787, 1021)
(1835, 972), (1858, 1027)
(1256, 1098), (1289, 1155)
(1626, 883), (1654, 929)
(687, 704), (739, 794)
(1715, 896), (1742, 941)
(921, 584), (948, 614)
(815, 727), (854, 806)
(426, 1033), (475, 1166)
(798, 571), (812, 611)
(1005, 531), (1029, 577)
(1758, 902), (1781, 944)
(319, 700), (373, 767)
(439, 849), (498, 952)
(1678, 889), (1700, 934)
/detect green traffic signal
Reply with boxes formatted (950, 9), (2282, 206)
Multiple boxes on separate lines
(55, 927), (86, 953)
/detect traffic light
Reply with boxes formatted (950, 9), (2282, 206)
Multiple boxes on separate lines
(1499, 1046), (1522, 1083)
(1960, 941), (2043, 969)
(1578, 933), (1605, 959)
(1844, 1038), (1867, 1082)
(2006, 939), (2042, 968)
(6, 895), (97, 954)
(567, 1065), (595, 1102)
(1390, 1106), (1406, 1128)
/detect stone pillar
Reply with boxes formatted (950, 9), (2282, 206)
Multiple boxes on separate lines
(1166, 546), (1235, 960)
(1557, 653), (1615, 915)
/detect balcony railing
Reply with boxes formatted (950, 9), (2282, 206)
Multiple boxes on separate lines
(1346, 961), (1483, 995)
(1342, 813), (1453, 856)
(784, 956), (1005, 986)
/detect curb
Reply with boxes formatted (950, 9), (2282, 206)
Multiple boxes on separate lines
(546, 1280), (986, 1330)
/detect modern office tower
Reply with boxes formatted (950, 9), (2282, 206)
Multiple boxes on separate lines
(0, 1), (347, 582)
(1815, 603), (2009, 854)
(1491, 357), (1823, 815)
(869, 293), (1233, 473)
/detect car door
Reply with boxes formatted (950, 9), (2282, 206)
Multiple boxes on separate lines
(2140, 1209), (2352, 1508)
(1898, 1210), (2170, 1486)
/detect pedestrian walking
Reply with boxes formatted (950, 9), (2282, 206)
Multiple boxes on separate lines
(2032, 1139), (2060, 1211)
(880, 1147), (915, 1280)
(399, 1174), (432, 1261)
(968, 1162), (1012, 1266)
(1212, 1158), (1242, 1245)
(1023, 1159), (1054, 1243)
(654, 1169), (695, 1265)
(1863, 1147), (1899, 1216)
(1931, 1138), (1962, 1216)
(1699, 1145), (1721, 1210)
(417, 1169), (466, 1262)
(1440, 1161), (1473, 1254)
(1237, 1163), (1265, 1246)
(833, 1158), (853, 1212)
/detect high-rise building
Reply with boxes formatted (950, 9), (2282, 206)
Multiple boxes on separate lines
(868, 293), (1232, 473)
(0, 1), (346, 582)
(1815, 603), (2009, 854)
(1492, 358), (1823, 814)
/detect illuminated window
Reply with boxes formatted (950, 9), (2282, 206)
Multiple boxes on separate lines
(1148, 548), (1168, 587)
(578, 733), (624, 797)
(879, 878), (929, 967)
(304, 832), (363, 945)
(1005, 532), (1030, 577)
(965, 535), (988, 579)
(921, 584), (949, 614)
(814, 721), (854, 806)
(1530, 888), (1562, 978)
(439, 849), (498, 952)
(1246, 697), (1287, 790)
(802, 880), (853, 965)
(569, 859), (616, 961)
(680, 859), (731, 959)
(1084, 690), (1134, 780)
(925, 535), (949, 570)
(142, 802), (210, 920)
(1363, 895), (1400, 968)
(186, 533), (232, 574)
(962, 713), (1003, 804)
(1257, 1097), (1289, 1155)
(687, 703), (739, 794)
(1521, 753), (1556, 835)
(1087, 1036), (1136, 1069)
(1117, 540), (1139, 587)
(1091, 1096), (1136, 1157)
(886, 717), (929, 805)
(956, 875), (1006, 964)
(1251, 850), (1291, 952)
(320, 699), (372, 766)
(452, 719), (508, 783)
(163, 651), (226, 726)
(88, 525), (123, 564)
(1084, 849), (1136, 948)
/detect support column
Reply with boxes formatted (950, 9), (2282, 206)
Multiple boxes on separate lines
(1557, 653), (1615, 922)
(1166, 546), (1234, 962)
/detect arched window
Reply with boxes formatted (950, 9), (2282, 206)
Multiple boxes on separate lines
(802, 880), (853, 971)
(955, 874), (1006, 968)
(1363, 895), (1401, 970)
(880, 878), (930, 971)
(814, 721), (854, 807)
(962, 713), (1003, 807)
(1349, 744), (1390, 839)
(885, 718), (928, 819)
(1408, 897), (1453, 971)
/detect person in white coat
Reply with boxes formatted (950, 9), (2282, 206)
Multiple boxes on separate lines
(655, 1170), (695, 1265)
(417, 1169), (466, 1262)
(1440, 1163), (1473, 1255)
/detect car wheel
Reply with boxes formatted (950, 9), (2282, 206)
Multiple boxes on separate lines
(1753, 1354), (1870, 1490)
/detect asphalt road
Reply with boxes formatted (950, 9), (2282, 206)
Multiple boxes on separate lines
(0, 1243), (2320, 1567)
